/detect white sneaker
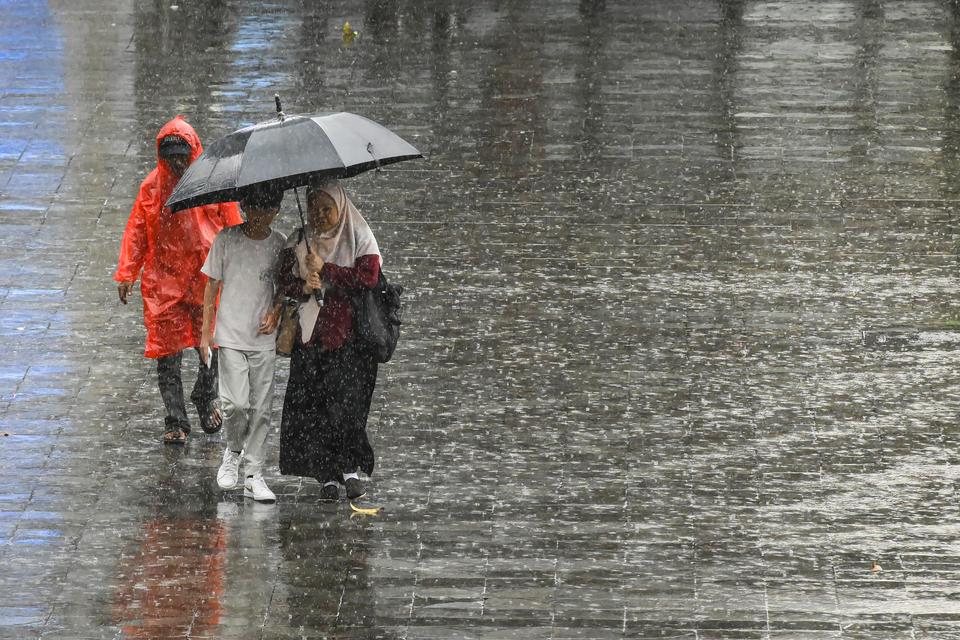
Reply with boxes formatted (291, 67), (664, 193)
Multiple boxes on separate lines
(217, 449), (241, 489)
(244, 473), (276, 503)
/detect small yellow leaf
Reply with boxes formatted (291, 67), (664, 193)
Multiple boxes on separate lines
(350, 502), (381, 516)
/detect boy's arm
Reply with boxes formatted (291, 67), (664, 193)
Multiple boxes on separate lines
(200, 277), (221, 365)
(258, 261), (287, 335)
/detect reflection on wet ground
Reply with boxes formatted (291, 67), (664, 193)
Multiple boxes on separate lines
(5, 0), (960, 637)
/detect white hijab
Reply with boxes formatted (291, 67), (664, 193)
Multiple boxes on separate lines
(288, 182), (380, 342)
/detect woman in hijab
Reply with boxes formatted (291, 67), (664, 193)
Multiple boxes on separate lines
(275, 181), (381, 501)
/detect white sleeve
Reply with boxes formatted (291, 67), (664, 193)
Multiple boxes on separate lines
(201, 231), (225, 281)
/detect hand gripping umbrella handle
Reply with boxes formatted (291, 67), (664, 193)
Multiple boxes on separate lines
(293, 187), (323, 306)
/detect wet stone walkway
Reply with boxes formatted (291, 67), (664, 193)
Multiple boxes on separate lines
(5, 0), (960, 638)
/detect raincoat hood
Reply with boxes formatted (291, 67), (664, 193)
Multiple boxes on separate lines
(154, 115), (203, 190)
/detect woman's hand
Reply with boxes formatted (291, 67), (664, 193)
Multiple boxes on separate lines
(306, 253), (324, 274)
(304, 271), (323, 293)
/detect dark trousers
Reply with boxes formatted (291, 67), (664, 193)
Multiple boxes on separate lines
(156, 348), (218, 432)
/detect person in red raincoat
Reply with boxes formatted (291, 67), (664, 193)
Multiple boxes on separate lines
(114, 116), (243, 444)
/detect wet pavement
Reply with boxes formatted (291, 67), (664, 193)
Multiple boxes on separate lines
(6, 0), (960, 638)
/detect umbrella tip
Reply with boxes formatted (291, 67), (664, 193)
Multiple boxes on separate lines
(366, 142), (381, 172)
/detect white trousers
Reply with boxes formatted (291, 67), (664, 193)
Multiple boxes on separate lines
(218, 347), (276, 476)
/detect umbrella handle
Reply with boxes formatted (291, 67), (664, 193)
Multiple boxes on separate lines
(294, 186), (308, 243)
(293, 186), (324, 306)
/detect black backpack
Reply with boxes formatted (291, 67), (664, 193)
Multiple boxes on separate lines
(353, 271), (403, 363)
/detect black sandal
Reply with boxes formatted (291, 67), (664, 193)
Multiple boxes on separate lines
(199, 404), (223, 434)
(162, 426), (188, 444)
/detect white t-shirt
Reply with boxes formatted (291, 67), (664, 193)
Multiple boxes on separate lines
(201, 226), (287, 351)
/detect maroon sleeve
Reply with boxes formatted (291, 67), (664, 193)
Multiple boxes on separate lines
(322, 254), (381, 292)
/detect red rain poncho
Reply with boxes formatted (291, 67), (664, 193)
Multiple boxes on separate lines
(114, 116), (242, 358)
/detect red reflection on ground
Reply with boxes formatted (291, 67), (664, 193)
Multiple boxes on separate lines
(112, 518), (226, 638)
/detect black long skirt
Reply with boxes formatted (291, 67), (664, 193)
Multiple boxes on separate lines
(279, 339), (378, 482)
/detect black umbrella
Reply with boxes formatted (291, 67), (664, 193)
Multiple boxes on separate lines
(165, 101), (422, 212)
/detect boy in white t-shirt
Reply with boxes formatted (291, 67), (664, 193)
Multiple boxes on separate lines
(200, 185), (287, 502)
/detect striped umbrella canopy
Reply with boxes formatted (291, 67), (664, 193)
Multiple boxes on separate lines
(165, 111), (422, 212)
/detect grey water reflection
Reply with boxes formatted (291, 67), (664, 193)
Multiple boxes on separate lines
(276, 506), (377, 635)
(133, 0), (239, 137)
(942, 2), (960, 203)
(850, 0), (883, 170)
(712, 0), (743, 190)
(477, 2), (546, 178)
(573, 0), (607, 167)
(293, 1), (332, 107)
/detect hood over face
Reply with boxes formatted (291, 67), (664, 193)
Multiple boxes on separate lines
(154, 115), (203, 185)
